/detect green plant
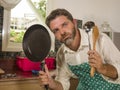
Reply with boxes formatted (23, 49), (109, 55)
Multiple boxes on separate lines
(10, 0), (47, 43)
(10, 29), (17, 37)
(33, 0), (47, 19)
(10, 29), (25, 43)
(14, 31), (25, 43)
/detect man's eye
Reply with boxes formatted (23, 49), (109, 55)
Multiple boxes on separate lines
(63, 22), (68, 27)
(53, 29), (58, 34)
(63, 23), (67, 26)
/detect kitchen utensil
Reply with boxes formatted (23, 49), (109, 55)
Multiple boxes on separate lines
(83, 21), (95, 50)
(22, 24), (51, 90)
(23, 24), (51, 62)
(90, 26), (99, 77)
(85, 27), (91, 50)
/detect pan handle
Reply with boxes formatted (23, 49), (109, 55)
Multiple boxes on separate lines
(41, 62), (49, 90)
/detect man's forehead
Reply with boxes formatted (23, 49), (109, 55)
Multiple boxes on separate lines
(50, 16), (68, 29)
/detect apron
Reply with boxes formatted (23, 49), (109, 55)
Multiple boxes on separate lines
(68, 62), (120, 90)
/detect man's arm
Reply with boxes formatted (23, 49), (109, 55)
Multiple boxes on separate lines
(97, 63), (118, 79)
(88, 50), (118, 79)
(49, 79), (63, 90)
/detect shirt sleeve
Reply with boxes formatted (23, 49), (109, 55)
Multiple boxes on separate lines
(55, 64), (71, 90)
(99, 33), (120, 84)
(55, 45), (75, 90)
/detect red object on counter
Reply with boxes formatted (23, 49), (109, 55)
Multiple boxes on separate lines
(16, 57), (56, 71)
(16, 57), (41, 71)
(45, 57), (56, 70)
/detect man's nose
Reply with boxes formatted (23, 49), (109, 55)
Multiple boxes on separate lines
(59, 29), (66, 36)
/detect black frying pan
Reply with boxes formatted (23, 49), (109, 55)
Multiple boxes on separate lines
(23, 24), (51, 62)
(22, 24), (51, 90)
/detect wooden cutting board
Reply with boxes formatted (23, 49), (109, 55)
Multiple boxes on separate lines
(0, 68), (5, 74)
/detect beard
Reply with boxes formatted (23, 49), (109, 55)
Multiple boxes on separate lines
(64, 38), (74, 46)
(64, 27), (76, 46)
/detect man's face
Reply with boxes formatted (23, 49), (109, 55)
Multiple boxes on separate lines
(49, 16), (76, 46)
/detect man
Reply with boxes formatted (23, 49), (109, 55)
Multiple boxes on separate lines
(39, 8), (120, 90)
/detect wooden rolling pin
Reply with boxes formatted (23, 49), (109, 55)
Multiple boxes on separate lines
(90, 26), (99, 77)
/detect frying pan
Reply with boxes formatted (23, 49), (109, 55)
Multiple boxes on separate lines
(22, 24), (51, 90)
(23, 24), (51, 62)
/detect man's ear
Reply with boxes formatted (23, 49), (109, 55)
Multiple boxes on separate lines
(73, 19), (77, 29)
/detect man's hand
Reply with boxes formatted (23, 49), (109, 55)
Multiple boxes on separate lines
(88, 50), (104, 73)
(39, 64), (51, 86)
(88, 50), (118, 79)
(39, 64), (63, 90)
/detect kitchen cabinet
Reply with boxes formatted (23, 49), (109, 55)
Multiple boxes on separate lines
(0, 79), (44, 90)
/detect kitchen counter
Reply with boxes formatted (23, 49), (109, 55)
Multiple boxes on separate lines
(0, 70), (45, 90)
(0, 69), (78, 90)
(0, 58), (39, 82)
(0, 58), (78, 90)
(0, 70), (38, 81)
(0, 58), (57, 90)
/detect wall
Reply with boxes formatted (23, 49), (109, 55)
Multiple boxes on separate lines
(47, 0), (120, 32)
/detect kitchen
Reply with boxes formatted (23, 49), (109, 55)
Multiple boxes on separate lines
(0, 0), (120, 90)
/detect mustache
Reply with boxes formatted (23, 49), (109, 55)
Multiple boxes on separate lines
(61, 27), (76, 44)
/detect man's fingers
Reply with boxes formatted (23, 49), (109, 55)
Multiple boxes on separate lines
(45, 64), (51, 78)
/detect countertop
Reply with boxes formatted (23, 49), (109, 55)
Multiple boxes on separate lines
(0, 69), (57, 82)
(0, 70), (39, 82)
(0, 58), (38, 82)
(0, 58), (56, 82)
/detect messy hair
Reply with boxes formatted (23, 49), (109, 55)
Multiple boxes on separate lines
(45, 8), (73, 28)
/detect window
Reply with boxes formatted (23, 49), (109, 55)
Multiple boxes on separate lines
(2, 0), (47, 51)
